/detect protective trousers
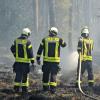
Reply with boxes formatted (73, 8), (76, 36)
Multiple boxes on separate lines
(42, 62), (59, 93)
(14, 72), (29, 92)
(76, 60), (94, 86)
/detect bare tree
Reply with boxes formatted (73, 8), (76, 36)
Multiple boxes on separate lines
(48, 0), (56, 27)
(68, 0), (73, 51)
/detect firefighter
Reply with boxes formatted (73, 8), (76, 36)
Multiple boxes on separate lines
(76, 26), (94, 87)
(36, 27), (66, 93)
(10, 28), (34, 93)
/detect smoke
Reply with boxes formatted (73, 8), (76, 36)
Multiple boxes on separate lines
(60, 50), (78, 78)
(0, 0), (100, 74)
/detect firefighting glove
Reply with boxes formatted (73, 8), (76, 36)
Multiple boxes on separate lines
(42, 65), (45, 72)
(36, 56), (41, 65)
(57, 66), (61, 73)
(13, 68), (15, 73)
(37, 60), (41, 65)
(31, 63), (36, 71)
(77, 49), (82, 53)
(12, 63), (16, 73)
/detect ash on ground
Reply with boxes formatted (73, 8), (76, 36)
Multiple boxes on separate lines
(0, 63), (100, 100)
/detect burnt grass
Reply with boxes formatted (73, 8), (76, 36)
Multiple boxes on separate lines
(0, 75), (100, 100)
(0, 65), (100, 100)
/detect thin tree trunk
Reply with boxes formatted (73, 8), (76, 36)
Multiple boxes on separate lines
(48, 0), (56, 27)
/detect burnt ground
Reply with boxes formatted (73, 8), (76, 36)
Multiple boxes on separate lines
(0, 70), (100, 100)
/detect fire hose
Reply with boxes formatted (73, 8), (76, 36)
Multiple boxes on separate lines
(78, 52), (98, 100)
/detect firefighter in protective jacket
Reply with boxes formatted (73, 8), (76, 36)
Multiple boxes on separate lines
(36, 27), (66, 93)
(76, 26), (94, 87)
(10, 28), (34, 93)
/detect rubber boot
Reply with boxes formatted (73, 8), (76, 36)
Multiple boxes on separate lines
(50, 86), (56, 94)
(75, 82), (78, 88)
(43, 86), (49, 92)
(88, 82), (94, 88)
(22, 86), (28, 93)
(14, 86), (20, 93)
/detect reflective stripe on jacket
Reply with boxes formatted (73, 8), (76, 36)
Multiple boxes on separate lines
(15, 39), (34, 63)
(77, 37), (93, 61)
(43, 37), (60, 62)
(36, 36), (66, 63)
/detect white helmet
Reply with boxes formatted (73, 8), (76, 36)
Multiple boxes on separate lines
(22, 28), (31, 36)
(49, 27), (58, 36)
(81, 26), (89, 34)
(81, 26), (89, 37)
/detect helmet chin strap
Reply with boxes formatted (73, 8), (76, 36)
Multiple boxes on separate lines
(28, 33), (30, 37)
(81, 33), (89, 38)
(49, 32), (57, 36)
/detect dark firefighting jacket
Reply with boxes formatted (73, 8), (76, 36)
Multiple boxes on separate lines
(77, 37), (94, 61)
(36, 36), (66, 63)
(10, 35), (34, 72)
